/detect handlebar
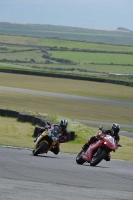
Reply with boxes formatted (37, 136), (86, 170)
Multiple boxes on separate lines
(99, 125), (106, 134)
(97, 133), (105, 139)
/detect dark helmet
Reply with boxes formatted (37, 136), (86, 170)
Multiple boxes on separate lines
(60, 119), (68, 128)
(111, 123), (120, 134)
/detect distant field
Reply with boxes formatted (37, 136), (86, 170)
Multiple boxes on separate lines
(0, 34), (40, 45)
(0, 44), (34, 52)
(0, 34), (133, 84)
(1, 35), (133, 52)
(1, 50), (133, 66)
(11, 63), (132, 74)
(50, 51), (133, 65)
(0, 50), (45, 63)
(0, 22), (133, 46)
(37, 38), (133, 52)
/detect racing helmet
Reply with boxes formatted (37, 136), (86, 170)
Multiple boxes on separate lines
(60, 119), (68, 128)
(111, 123), (120, 135)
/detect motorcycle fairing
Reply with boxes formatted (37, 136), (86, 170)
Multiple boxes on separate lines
(103, 135), (116, 150)
(34, 130), (60, 154)
(82, 140), (103, 162)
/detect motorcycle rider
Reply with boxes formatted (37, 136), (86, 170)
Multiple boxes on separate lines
(34, 119), (68, 155)
(50, 119), (69, 155)
(82, 123), (120, 161)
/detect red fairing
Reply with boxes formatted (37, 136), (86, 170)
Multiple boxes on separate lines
(82, 140), (103, 162)
(82, 134), (117, 163)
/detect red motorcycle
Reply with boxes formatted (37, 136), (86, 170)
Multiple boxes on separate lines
(76, 127), (122, 166)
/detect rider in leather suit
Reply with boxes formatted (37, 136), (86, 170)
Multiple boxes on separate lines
(35, 119), (68, 155)
(82, 123), (120, 161)
(50, 119), (68, 155)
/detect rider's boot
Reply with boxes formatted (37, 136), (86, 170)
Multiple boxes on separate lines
(104, 153), (111, 161)
(50, 147), (60, 155)
(82, 142), (90, 151)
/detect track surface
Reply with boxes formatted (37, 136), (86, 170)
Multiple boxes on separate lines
(1, 86), (133, 108)
(0, 147), (133, 200)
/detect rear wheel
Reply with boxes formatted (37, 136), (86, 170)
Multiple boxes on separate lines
(76, 150), (86, 165)
(90, 149), (106, 166)
(33, 141), (48, 156)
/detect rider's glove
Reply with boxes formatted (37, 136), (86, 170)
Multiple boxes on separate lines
(82, 143), (89, 150)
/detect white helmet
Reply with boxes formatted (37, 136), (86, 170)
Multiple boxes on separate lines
(60, 119), (68, 127)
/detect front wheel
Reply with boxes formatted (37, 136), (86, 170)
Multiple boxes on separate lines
(33, 141), (48, 156)
(90, 149), (106, 166)
(76, 150), (86, 165)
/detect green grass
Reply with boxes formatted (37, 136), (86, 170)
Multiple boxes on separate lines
(0, 50), (45, 62)
(1, 34), (133, 52)
(0, 72), (133, 102)
(26, 63), (133, 74)
(1, 63), (133, 78)
(0, 116), (95, 149)
(0, 44), (34, 51)
(37, 38), (133, 52)
(0, 34), (40, 45)
(1, 91), (133, 126)
(0, 116), (35, 148)
(0, 34), (133, 82)
(50, 50), (133, 65)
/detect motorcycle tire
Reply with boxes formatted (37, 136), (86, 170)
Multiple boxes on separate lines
(90, 149), (106, 166)
(33, 141), (48, 156)
(76, 150), (86, 165)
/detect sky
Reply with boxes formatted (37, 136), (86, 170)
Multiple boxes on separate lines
(0, 0), (133, 30)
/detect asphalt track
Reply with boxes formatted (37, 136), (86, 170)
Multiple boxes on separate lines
(1, 86), (133, 108)
(0, 147), (133, 200)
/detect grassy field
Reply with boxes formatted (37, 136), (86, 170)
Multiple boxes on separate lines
(1, 48), (133, 67)
(0, 72), (133, 128)
(51, 51), (133, 65)
(1, 90), (133, 126)
(0, 34), (41, 45)
(0, 35), (133, 80)
(1, 35), (133, 51)
(37, 38), (133, 51)
(0, 44), (34, 52)
(0, 51), (45, 63)
(1, 72), (133, 102)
